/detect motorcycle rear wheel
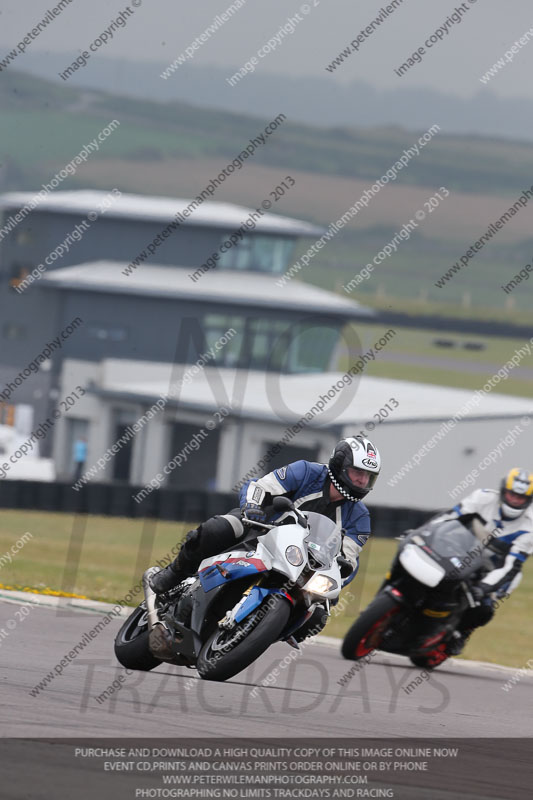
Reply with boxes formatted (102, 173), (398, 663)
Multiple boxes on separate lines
(341, 592), (401, 661)
(197, 595), (291, 682)
(114, 604), (162, 671)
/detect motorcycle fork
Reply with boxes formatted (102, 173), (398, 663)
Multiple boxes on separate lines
(218, 582), (258, 629)
(461, 581), (477, 608)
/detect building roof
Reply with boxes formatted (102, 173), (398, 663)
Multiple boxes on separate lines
(0, 190), (324, 237)
(42, 261), (375, 318)
(88, 359), (533, 426)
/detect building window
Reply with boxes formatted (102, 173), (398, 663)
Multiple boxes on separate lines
(218, 235), (295, 274)
(3, 322), (26, 340)
(8, 263), (33, 290)
(110, 409), (136, 482)
(204, 314), (244, 367)
(203, 314), (341, 373)
(0, 403), (15, 426)
(284, 322), (340, 373)
(88, 326), (128, 342)
(167, 421), (221, 490)
(16, 229), (34, 245)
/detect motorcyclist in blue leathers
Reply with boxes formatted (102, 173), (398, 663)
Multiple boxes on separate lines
(150, 436), (381, 635)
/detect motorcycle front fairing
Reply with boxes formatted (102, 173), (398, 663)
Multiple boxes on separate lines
(195, 523), (309, 630)
(184, 543), (263, 639)
(397, 521), (484, 584)
(196, 521), (310, 592)
(399, 544), (446, 587)
(196, 514), (342, 629)
(245, 515), (343, 609)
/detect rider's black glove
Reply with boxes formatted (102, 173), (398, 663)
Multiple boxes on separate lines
(337, 556), (353, 579)
(471, 585), (484, 602)
(242, 502), (266, 524)
(472, 584), (491, 603)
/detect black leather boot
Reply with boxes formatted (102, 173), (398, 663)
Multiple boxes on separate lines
(149, 562), (188, 594)
(149, 529), (202, 594)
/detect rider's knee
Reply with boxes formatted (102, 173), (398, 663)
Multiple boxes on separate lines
(200, 513), (242, 540)
(183, 527), (201, 552)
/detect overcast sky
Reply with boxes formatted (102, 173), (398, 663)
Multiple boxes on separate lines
(2, 0), (533, 101)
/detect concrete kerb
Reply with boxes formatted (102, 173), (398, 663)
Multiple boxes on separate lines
(0, 588), (131, 617)
(317, 635), (530, 680)
(0, 589), (528, 680)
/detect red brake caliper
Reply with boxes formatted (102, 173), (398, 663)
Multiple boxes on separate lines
(425, 643), (448, 667)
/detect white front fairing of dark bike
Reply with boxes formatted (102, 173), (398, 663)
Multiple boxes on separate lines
(399, 543), (446, 587)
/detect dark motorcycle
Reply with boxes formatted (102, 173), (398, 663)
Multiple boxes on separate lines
(341, 518), (485, 669)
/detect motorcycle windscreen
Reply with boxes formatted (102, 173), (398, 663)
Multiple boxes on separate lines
(399, 544), (446, 587)
(424, 521), (481, 564)
(426, 520), (483, 579)
(304, 512), (343, 569)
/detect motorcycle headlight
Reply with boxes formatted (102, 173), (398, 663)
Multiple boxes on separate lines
(285, 545), (304, 566)
(306, 573), (337, 595)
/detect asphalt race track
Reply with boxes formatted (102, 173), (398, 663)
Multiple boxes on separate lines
(2, 598), (533, 799)
(2, 598), (532, 739)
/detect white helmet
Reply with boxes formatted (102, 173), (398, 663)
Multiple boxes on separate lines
(328, 436), (381, 501)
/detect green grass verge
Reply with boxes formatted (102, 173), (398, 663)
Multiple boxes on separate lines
(0, 509), (190, 603)
(351, 322), (530, 365)
(299, 228), (533, 315)
(0, 510), (529, 667)
(335, 322), (533, 397)
(354, 292), (533, 324)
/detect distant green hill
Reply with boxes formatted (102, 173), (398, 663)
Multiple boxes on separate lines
(2, 70), (533, 317)
(2, 69), (533, 195)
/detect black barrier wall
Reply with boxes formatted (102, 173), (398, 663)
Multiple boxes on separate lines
(0, 479), (435, 536)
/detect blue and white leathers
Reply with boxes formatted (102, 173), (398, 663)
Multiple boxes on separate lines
(240, 460), (372, 583)
(437, 488), (533, 596)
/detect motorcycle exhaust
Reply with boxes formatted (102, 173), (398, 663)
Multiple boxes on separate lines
(142, 567), (160, 631)
(143, 567), (192, 663)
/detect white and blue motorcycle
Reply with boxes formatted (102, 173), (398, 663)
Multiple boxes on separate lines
(114, 497), (346, 681)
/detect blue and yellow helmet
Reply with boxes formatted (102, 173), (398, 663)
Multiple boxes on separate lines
(500, 468), (533, 519)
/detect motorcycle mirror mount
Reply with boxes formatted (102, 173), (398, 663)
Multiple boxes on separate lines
(272, 495), (307, 528)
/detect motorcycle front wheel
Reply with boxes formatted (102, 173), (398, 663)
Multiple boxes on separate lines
(341, 592), (401, 661)
(197, 595), (291, 682)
